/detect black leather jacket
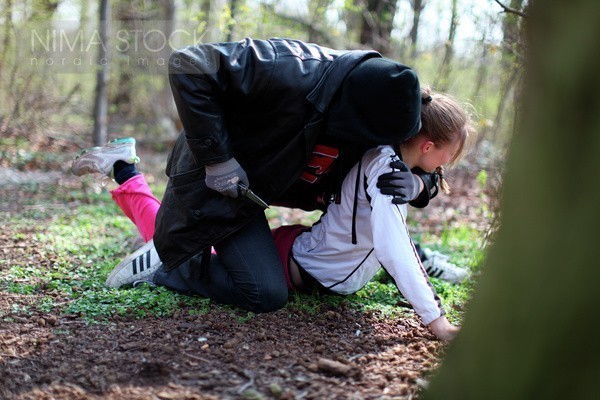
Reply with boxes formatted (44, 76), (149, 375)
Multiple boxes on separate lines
(155, 38), (394, 269)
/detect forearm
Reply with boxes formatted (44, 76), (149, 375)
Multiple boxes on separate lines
(408, 168), (440, 209)
(370, 197), (444, 325)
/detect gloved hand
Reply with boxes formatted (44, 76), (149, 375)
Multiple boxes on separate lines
(376, 160), (423, 204)
(205, 157), (249, 198)
(409, 167), (440, 208)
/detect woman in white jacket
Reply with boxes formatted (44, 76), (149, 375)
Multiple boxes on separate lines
(279, 87), (475, 340)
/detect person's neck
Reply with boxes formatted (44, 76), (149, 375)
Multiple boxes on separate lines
(398, 143), (417, 169)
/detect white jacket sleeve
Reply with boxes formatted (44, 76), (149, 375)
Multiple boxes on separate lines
(364, 158), (445, 325)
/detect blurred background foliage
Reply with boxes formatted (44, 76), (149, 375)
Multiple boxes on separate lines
(0, 0), (526, 162)
(0, 1), (528, 247)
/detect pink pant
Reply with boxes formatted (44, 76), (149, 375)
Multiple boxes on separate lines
(110, 174), (160, 242)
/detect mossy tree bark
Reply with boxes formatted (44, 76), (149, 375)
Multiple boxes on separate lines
(424, 1), (600, 398)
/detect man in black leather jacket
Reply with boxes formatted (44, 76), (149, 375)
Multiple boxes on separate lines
(152, 38), (433, 312)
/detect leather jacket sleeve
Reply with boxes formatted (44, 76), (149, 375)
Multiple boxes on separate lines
(168, 39), (277, 165)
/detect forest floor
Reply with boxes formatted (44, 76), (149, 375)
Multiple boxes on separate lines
(0, 135), (495, 399)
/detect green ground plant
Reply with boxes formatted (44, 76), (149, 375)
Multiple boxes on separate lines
(0, 185), (485, 326)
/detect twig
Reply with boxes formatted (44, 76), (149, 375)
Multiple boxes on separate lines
(261, 3), (336, 46)
(236, 369), (256, 394)
(237, 377), (255, 394)
(0, 351), (29, 358)
(183, 352), (210, 363)
(494, 0), (529, 18)
(348, 353), (367, 361)
(51, 299), (75, 307)
(57, 320), (86, 325)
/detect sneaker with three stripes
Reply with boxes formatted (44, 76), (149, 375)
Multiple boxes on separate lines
(422, 248), (470, 284)
(105, 239), (162, 288)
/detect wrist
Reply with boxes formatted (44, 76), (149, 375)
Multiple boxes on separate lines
(205, 157), (239, 175)
(410, 174), (423, 200)
(428, 316), (459, 341)
(417, 176), (425, 194)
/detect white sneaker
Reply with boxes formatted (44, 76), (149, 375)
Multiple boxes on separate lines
(105, 239), (162, 288)
(71, 137), (140, 177)
(422, 248), (470, 284)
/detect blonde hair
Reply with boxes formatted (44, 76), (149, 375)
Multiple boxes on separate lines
(419, 86), (477, 194)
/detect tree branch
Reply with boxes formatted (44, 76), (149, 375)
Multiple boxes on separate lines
(261, 3), (336, 47)
(494, 0), (528, 18)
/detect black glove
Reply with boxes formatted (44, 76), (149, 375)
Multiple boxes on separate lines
(376, 160), (422, 204)
(408, 167), (440, 208)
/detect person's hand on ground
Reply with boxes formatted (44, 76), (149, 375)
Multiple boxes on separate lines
(428, 316), (460, 341)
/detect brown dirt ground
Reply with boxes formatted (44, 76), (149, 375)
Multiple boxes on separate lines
(0, 139), (493, 399)
(0, 299), (444, 400)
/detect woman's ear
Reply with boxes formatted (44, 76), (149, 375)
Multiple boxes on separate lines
(421, 140), (435, 154)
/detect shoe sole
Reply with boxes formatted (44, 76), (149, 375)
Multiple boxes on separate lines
(71, 138), (139, 177)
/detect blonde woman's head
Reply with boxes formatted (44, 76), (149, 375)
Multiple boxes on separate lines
(401, 86), (477, 193)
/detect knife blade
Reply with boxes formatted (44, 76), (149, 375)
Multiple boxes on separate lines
(237, 183), (269, 209)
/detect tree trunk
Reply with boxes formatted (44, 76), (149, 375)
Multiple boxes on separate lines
(112, 1), (134, 115)
(470, 34), (490, 101)
(359, 0), (399, 56)
(30, 0), (59, 21)
(433, 0), (458, 92)
(492, 0), (524, 138)
(492, 64), (518, 144)
(424, 0), (600, 398)
(500, 0), (524, 62)
(79, 0), (91, 35)
(341, 1), (362, 45)
(93, 0), (109, 146)
(155, 0), (180, 138)
(157, 0), (176, 114)
(225, 0), (238, 42)
(307, 0), (334, 44)
(408, 0), (425, 59)
(203, 0), (219, 43)
(263, 2), (336, 48)
(0, 0), (13, 78)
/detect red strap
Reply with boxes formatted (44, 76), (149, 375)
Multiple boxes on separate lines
(300, 145), (339, 184)
(312, 144), (339, 158)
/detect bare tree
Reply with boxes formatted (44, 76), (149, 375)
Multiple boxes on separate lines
(262, 2), (337, 48)
(154, 0), (180, 138)
(470, 11), (501, 102)
(492, 0), (525, 140)
(307, 0), (335, 43)
(494, 0), (529, 18)
(0, 0), (13, 79)
(408, 0), (426, 59)
(2, 0), (62, 133)
(93, 0), (109, 146)
(433, 0), (458, 92)
(225, 0), (239, 42)
(358, 0), (399, 56)
(29, 0), (60, 21)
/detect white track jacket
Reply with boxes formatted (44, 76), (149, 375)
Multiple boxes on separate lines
(291, 146), (444, 324)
